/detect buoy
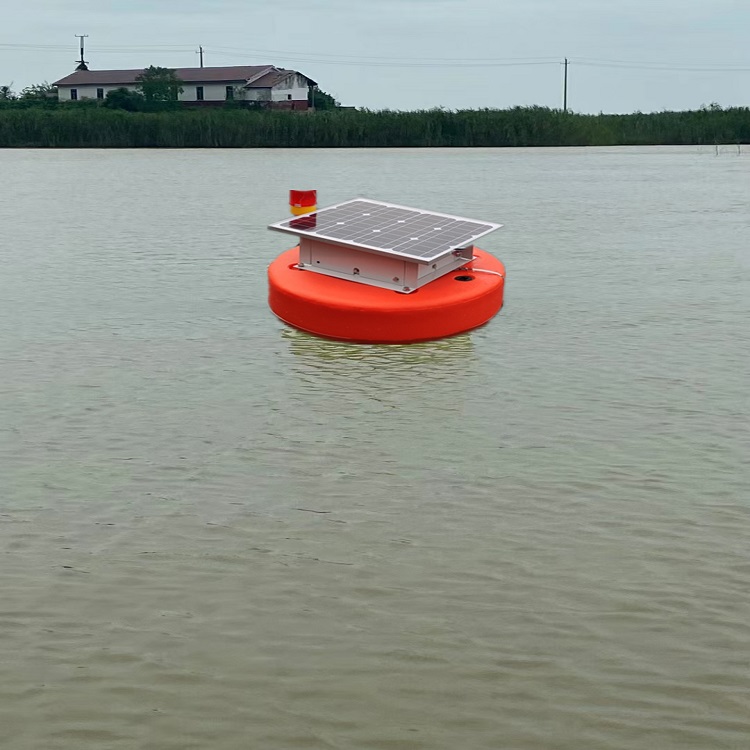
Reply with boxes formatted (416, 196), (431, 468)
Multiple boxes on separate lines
(267, 197), (505, 344)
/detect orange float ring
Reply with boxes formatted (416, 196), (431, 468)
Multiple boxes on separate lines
(268, 246), (505, 344)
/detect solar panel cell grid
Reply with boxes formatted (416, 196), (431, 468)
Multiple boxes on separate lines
(269, 199), (501, 263)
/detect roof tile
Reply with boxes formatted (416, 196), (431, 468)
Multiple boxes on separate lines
(53, 65), (315, 87)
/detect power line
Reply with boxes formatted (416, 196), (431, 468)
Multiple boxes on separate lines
(575, 59), (750, 72)
(206, 50), (559, 68)
(0, 43), (196, 52)
(0, 42), (556, 62)
(2, 41), (749, 72)
(576, 56), (750, 70)
(208, 45), (560, 63)
(0, 43), (74, 50)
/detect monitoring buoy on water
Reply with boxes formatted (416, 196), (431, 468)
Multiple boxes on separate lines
(267, 191), (506, 344)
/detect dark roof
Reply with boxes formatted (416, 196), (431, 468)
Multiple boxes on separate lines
(53, 65), (316, 87)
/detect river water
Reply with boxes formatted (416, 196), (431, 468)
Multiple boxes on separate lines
(1, 146), (749, 749)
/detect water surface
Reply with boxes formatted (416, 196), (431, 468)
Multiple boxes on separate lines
(1, 147), (749, 749)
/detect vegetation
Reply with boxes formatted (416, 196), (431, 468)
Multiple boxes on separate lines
(103, 87), (146, 112)
(0, 81), (58, 107)
(18, 81), (57, 101)
(310, 88), (339, 111)
(135, 66), (183, 105)
(0, 88), (748, 148)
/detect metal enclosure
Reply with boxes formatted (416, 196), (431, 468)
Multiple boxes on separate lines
(269, 198), (502, 293)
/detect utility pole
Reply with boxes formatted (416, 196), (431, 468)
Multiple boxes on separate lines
(563, 57), (569, 112)
(75, 34), (89, 71)
(198, 46), (204, 68)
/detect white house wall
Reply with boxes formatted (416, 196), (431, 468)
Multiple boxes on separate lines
(58, 85), (121, 100)
(59, 81), (248, 102)
(270, 73), (309, 102)
(179, 82), (247, 101)
(243, 89), (271, 102)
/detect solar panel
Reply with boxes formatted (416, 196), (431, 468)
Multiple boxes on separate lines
(269, 199), (502, 264)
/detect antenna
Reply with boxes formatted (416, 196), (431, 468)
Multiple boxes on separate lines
(75, 34), (89, 71)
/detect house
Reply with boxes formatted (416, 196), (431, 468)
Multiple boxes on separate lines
(52, 65), (317, 109)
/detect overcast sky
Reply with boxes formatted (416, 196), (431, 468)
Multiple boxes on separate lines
(3, 0), (749, 112)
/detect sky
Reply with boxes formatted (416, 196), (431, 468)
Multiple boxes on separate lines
(2, 0), (750, 113)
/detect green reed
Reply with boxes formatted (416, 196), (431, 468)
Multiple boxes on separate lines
(0, 104), (748, 148)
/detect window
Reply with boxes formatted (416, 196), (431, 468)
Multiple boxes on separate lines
(225, 86), (234, 100)
(96, 88), (104, 100)
(196, 86), (204, 101)
(70, 89), (78, 101)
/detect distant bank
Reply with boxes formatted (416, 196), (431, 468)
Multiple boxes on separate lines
(0, 105), (748, 148)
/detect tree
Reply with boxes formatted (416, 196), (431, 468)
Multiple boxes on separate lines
(135, 66), (184, 104)
(0, 84), (15, 100)
(310, 88), (339, 110)
(104, 87), (146, 111)
(20, 82), (56, 100)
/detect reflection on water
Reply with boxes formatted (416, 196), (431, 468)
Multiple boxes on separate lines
(280, 328), (480, 464)
(284, 327), (475, 372)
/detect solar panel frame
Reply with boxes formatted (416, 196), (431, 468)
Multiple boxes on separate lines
(268, 198), (502, 264)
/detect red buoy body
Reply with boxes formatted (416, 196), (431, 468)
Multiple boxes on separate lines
(268, 247), (505, 344)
